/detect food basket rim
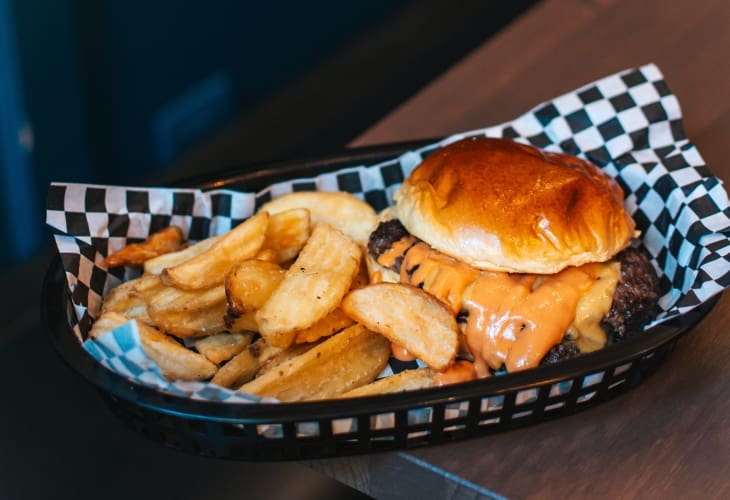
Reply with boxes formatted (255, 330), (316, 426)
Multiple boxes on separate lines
(41, 141), (721, 425)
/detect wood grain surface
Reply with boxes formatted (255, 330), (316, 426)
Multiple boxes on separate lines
(307, 0), (730, 498)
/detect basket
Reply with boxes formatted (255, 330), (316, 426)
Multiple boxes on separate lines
(42, 143), (720, 461)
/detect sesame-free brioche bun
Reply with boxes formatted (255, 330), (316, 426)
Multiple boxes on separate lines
(392, 137), (636, 274)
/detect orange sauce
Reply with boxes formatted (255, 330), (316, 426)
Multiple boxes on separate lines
(377, 236), (417, 268)
(399, 242), (479, 314)
(377, 238), (610, 374)
(433, 360), (477, 386)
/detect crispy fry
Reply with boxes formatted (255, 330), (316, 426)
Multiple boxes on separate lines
(253, 248), (278, 262)
(341, 283), (459, 371)
(146, 282), (228, 338)
(89, 311), (131, 339)
(149, 282), (227, 313)
(162, 211), (269, 290)
(194, 331), (254, 364)
(338, 367), (435, 398)
(238, 324), (390, 401)
(90, 312), (217, 381)
(294, 307), (355, 344)
(212, 336), (307, 390)
(148, 300), (228, 338)
(136, 320), (217, 381)
(225, 260), (285, 315)
(210, 348), (259, 388)
(256, 341), (317, 377)
(226, 311), (259, 332)
(100, 273), (166, 323)
(259, 191), (377, 245)
(102, 226), (184, 267)
(262, 207), (311, 264)
(143, 234), (222, 275)
(255, 223), (362, 348)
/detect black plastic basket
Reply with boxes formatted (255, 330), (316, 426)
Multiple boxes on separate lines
(41, 143), (720, 461)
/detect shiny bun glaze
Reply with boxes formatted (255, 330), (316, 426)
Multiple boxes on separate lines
(392, 137), (636, 274)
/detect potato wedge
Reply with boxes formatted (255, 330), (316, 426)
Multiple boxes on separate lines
(100, 273), (166, 323)
(226, 311), (259, 332)
(259, 191), (377, 245)
(238, 324), (390, 401)
(143, 234), (222, 275)
(194, 331), (254, 364)
(255, 341), (318, 377)
(255, 223), (362, 348)
(338, 367), (435, 398)
(253, 248), (278, 262)
(162, 211), (269, 290)
(225, 260), (285, 315)
(148, 300), (228, 338)
(149, 282), (227, 313)
(89, 311), (131, 340)
(294, 307), (355, 344)
(136, 320), (217, 381)
(210, 348), (259, 388)
(102, 226), (184, 268)
(146, 282), (228, 338)
(341, 283), (459, 371)
(262, 207), (311, 264)
(89, 312), (216, 381)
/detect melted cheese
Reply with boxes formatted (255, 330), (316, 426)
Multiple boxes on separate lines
(377, 239), (620, 375)
(570, 261), (621, 352)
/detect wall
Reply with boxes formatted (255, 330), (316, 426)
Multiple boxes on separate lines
(1, 0), (412, 270)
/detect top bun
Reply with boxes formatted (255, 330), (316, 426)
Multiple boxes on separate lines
(392, 137), (636, 274)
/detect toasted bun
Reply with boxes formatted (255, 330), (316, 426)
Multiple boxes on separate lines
(392, 137), (636, 274)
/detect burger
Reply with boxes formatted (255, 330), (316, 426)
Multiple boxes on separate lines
(367, 137), (660, 377)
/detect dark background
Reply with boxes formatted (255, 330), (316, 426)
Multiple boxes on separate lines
(0, 1), (540, 498)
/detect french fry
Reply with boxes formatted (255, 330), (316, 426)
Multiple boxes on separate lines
(255, 223), (362, 348)
(143, 234), (222, 275)
(262, 207), (311, 264)
(238, 324), (390, 401)
(247, 336), (294, 367)
(258, 191), (377, 245)
(212, 336), (311, 389)
(341, 283), (460, 371)
(293, 307), (355, 344)
(225, 260), (286, 315)
(194, 331), (254, 364)
(146, 282), (228, 338)
(102, 226), (184, 268)
(162, 211), (269, 290)
(255, 341), (318, 377)
(338, 367), (435, 398)
(89, 310), (131, 340)
(253, 248), (278, 262)
(210, 348), (259, 388)
(100, 273), (166, 323)
(90, 312), (217, 381)
(148, 300), (229, 338)
(136, 320), (217, 381)
(226, 311), (259, 332)
(149, 282), (227, 312)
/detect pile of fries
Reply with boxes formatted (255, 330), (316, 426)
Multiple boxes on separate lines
(91, 191), (459, 402)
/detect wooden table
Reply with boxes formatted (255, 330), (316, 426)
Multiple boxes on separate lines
(305, 0), (730, 498)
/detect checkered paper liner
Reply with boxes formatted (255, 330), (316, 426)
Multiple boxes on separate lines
(46, 63), (730, 426)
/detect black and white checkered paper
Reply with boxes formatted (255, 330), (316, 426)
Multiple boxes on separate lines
(46, 63), (730, 412)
